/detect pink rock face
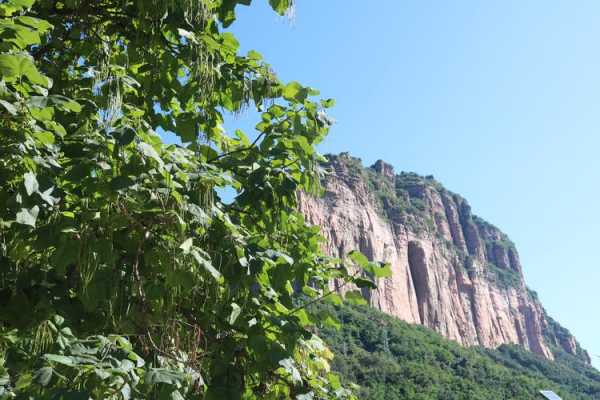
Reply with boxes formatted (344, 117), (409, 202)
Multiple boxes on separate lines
(298, 154), (588, 362)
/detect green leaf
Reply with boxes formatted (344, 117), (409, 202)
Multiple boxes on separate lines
(320, 98), (336, 108)
(44, 354), (75, 366)
(15, 16), (53, 33)
(0, 54), (22, 77)
(33, 130), (55, 145)
(222, 32), (240, 53)
(228, 302), (241, 325)
(348, 250), (369, 268)
(179, 238), (193, 253)
(278, 357), (302, 384)
(282, 81), (308, 102)
(353, 277), (377, 289)
(33, 367), (52, 386)
(0, 99), (17, 115)
(15, 373), (32, 390)
(144, 369), (185, 385)
(138, 142), (163, 166)
(11, 0), (35, 8)
(110, 176), (135, 191)
(38, 187), (59, 205)
(191, 249), (222, 281)
(23, 171), (38, 195)
(16, 205), (39, 227)
(269, 0), (290, 15)
(325, 293), (343, 306)
(113, 127), (136, 145)
(170, 390), (185, 400)
(0, 54), (49, 86)
(247, 50), (262, 60)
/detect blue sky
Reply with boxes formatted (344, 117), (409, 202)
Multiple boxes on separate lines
(224, 1), (599, 366)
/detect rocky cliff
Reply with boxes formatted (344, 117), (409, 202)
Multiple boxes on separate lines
(298, 153), (590, 363)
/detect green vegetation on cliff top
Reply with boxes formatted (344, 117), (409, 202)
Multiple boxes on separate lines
(325, 153), (524, 289)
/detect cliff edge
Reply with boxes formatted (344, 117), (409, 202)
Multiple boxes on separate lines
(298, 153), (590, 363)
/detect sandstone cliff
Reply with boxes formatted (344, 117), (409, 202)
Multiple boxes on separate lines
(299, 153), (590, 363)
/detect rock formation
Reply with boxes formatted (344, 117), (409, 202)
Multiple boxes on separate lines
(298, 153), (590, 363)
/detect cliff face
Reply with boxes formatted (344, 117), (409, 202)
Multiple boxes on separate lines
(298, 153), (590, 363)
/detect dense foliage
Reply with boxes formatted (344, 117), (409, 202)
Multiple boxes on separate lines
(317, 304), (600, 400)
(0, 0), (390, 398)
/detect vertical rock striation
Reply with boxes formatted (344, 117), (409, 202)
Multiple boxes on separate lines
(298, 153), (590, 363)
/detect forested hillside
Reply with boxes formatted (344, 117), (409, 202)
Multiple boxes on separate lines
(318, 304), (600, 400)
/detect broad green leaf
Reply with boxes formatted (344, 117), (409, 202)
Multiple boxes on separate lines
(0, 54), (21, 77)
(228, 302), (241, 325)
(15, 373), (32, 390)
(222, 32), (239, 53)
(278, 357), (302, 384)
(23, 171), (38, 195)
(33, 367), (52, 386)
(44, 354), (75, 366)
(110, 176), (135, 191)
(247, 50), (262, 60)
(0, 99), (17, 115)
(282, 81), (307, 102)
(170, 390), (185, 400)
(11, 0), (35, 8)
(320, 98), (335, 108)
(33, 130), (55, 145)
(191, 249), (222, 281)
(113, 127), (136, 145)
(38, 187), (58, 205)
(179, 238), (193, 253)
(144, 369), (186, 385)
(268, 0), (290, 15)
(325, 293), (343, 306)
(138, 142), (163, 166)
(348, 250), (369, 268)
(15, 16), (53, 33)
(353, 277), (377, 289)
(16, 205), (38, 227)
(0, 54), (49, 86)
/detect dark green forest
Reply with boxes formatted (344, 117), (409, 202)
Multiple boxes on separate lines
(317, 304), (600, 400)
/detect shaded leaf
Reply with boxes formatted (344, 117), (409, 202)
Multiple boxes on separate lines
(23, 171), (38, 195)
(229, 302), (241, 325)
(16, 205), (39, 227)
(268, 0), (290, 15)
(33, 367), (52, 386)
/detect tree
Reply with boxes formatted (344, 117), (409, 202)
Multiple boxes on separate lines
(0, 0), (378, 398)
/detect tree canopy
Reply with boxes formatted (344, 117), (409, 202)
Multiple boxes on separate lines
(0, 0), (384, 398)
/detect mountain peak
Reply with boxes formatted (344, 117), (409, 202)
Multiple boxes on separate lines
(300, 153), (590, 364)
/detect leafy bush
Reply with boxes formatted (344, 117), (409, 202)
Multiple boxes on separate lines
(0, 0), (367, 398)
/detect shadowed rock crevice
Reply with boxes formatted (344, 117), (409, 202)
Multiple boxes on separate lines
(407, 241), (428, 325)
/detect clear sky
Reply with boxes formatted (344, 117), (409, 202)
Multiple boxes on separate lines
(224, 1), (600, 367)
